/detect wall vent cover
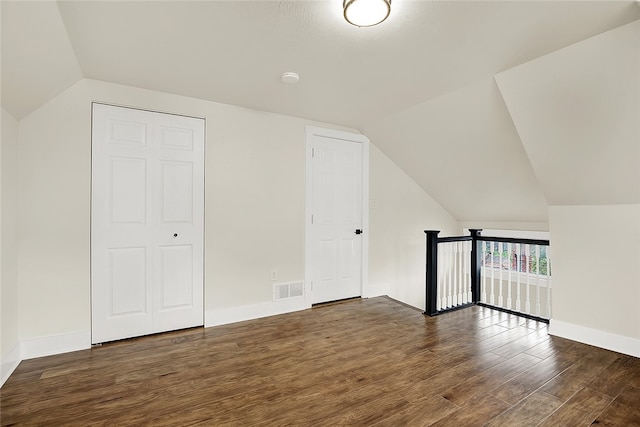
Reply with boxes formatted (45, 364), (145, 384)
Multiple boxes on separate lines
(273, 281), (304, 301)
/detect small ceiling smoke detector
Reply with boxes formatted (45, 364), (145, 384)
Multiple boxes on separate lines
(280, 72), (300, 84)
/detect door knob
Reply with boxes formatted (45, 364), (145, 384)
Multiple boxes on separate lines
(355, 229), (363, 235)
(173, 233), (178, 237)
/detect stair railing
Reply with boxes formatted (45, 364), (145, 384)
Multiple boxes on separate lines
(425, 229), (551, 321)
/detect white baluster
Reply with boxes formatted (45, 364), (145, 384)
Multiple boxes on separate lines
(535, 245), (541, 316)
(457, 241), (464, 305)
(437, 242), (443, 311)
(515, 243), (521, 312)
(442, 243), (447, 308)
(451, 243), (455, 307)
(506, 242), (512, 310)
(481, 242), (487, 303)
(465, 240), (471, 303)
(546, 247), (552, 319)
(452, 242), (458, 307)
(525, 244), (531, 314)
(447, 243), (452, 309)
(498, 241), (504, 307)
(490, 243), (495, 305)
(441, 243), (447, 309)
(460, 242), (464, 304)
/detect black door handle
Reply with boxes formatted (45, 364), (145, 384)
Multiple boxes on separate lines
(355, 229), (363, 235)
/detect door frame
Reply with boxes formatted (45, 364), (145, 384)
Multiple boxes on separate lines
(304, 126), (370, 307)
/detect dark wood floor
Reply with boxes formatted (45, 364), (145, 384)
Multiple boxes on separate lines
(1, 297), (639, 426)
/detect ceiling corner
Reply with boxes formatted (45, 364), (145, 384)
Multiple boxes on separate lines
(1, 1), (83, 119)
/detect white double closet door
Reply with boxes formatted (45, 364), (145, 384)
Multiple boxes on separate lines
(91, 104), (204, 344)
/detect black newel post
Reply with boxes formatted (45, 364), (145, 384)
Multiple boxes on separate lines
(469, 229), (482, 304)
(424, 230), (440, 316)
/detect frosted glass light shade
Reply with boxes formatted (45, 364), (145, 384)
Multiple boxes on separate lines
(343, 0), (391, 27)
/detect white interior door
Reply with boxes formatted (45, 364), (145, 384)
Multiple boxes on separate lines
(308, 131), (366, 304)
(91, 104), (204, 343)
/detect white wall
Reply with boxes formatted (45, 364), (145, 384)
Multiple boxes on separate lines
(461, 222), (548, 233)
(368, 144), (460, 310)
(494, 19), (640, 357)
(15, 79), (349, 341)
(13, 78), (458, 352)
(549, 205), (640, 357)
(1, 108), (20, 385)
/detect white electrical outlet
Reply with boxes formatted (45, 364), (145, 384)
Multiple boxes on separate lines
(271, 269), (278, 281)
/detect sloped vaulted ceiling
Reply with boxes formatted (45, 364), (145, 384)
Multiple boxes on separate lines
(2, 1), (639, 224)
(362, 77), (550, 223)
(496, 20), (640, 206)
(1, 1), (82, 119)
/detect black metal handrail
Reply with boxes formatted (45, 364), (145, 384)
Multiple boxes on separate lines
(476, 235), (549, 246)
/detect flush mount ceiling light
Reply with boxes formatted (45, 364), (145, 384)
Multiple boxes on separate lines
(343, 0), (391, 27)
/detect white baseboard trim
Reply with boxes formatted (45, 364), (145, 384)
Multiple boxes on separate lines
(20, 330), (91, 361)
(363, 283), (390, 298)
(1, 343), (21, 388)
(549, 319), (640, 358)
(205, 298), (310, 328)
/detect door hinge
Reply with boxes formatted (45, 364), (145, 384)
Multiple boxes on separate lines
(311, 214), (314, 224)
(312, 148), (315, 157)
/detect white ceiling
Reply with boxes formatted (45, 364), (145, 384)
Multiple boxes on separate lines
(2, 1), (639, 223)
(1, 0), (82, 119)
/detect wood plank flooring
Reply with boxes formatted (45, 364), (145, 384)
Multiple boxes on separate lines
(1, 297), (639, 426)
